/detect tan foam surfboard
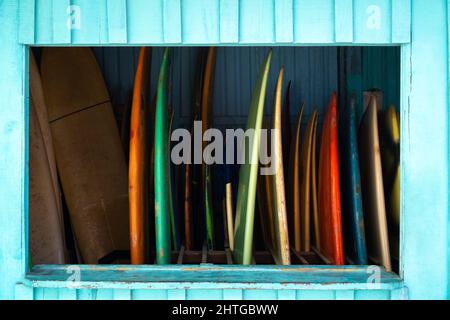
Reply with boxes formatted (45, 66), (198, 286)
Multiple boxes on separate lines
(359, 94), (392, 271)
(29, 52), (67, 264)
(268, 67), (290, 265)
(41, 47), (130, 264)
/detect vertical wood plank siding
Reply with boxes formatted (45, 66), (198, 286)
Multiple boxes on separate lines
(19, 0), (411, 45)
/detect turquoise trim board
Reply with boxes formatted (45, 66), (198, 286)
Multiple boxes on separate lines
(0, 0), (448, 299)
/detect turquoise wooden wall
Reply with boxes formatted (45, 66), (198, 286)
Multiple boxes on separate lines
(0, 0), (448, 300)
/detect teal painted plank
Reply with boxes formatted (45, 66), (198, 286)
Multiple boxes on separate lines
(96, 289), (114, 300)
(126, 0), (163, 43)
(163, 0), (182, 43)
(403, 0), (449, 299)
(243, 290), (277, 300)
(77, 289), (97, 300)
(70, 0), (105, 44)
(240, 0), (275, 43)
(391, 0), (411, 43)
(19, 0), (35, 44)
(35, 0), (53, 44)
(276, 290), (296, 300)
(15, 283), (34, 300)
(43, 288), (59, 300)
(335, 290), (355, 300)
(107, 0), (128, 43)
(167, 289), (186, 300)
(0, 2), (27, 300)
(219, 0), (239, 43)
(389, 288), (408, 300)
(335, 0), (354, 43)
(52, 0), (71, 44)
(296, 290), (336, 300)
(58, 288), (77, 300)
(187, 289), (223, 300)
(353, 0), (391, 43)
(34, 288), (44, 300)
(355, 290), (390, 300)
(222, 289), (243, 300)
(294, 0), (334, 43)
(275, 0), (293, 43)
(132, 289), (169, 300)
(28, 264), (403, 291)
(113, 289), (132, 300)
(181, 0), (219, 43)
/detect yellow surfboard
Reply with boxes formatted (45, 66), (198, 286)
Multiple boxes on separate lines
(299, 111), (318, 252)
(379, 105), (400, 263)
(41, 48), (130, 264)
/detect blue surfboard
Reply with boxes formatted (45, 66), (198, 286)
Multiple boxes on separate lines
(339, 96), (368, 265)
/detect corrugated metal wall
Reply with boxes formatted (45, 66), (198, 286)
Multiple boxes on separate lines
(91, 46), (400, 131)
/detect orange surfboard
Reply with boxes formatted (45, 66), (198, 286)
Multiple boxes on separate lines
(318, 93), (344, 265)
(129, 47), (152, 264)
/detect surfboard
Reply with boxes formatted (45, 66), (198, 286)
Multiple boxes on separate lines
(379, 105), (400, 263)
(299, 111), (318, 252)
(310, 111), (320, 251)
(225, 181), (234, 251)
(233, 50), (272, 265)
(168, 109), (181, 252)
(129, 47), (151, 264)
(257, 120), (276, 253)
(318, 92), (345, 265)
(185, 50), (207, 250)
(287, 105), (304, 251)
(282, 80), (292, 173)
(184, 135), (193, 251)
(339, 96), (368, 265)
(154, 48), (172, 264)
(41, 47), (129, 264)
(358, 94), (392, 271)
(202, 47), (217, 250)
(29, 52), (67, 264)
(268, 67), (290, 265)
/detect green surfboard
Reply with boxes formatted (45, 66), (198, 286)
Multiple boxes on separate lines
(154, 48), (172, 264)
(233, 50), (272, 265)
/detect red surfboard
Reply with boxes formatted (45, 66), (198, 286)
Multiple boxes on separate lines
(318, 92), (344, 265)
